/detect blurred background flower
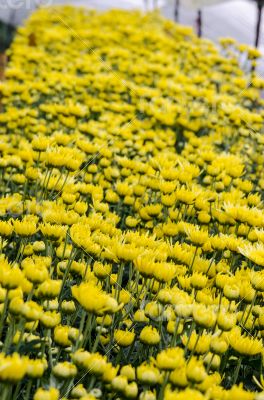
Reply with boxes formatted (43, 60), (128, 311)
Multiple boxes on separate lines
(0, 0), (263, 57)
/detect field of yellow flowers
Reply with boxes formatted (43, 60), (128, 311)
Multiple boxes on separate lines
(0, 5), (264, 400)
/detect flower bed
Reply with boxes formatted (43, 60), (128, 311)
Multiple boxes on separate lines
(0, 5), (263, 400)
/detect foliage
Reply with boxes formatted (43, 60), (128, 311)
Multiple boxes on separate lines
(0, 20), (15, 52)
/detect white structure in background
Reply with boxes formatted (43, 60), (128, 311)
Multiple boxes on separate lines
(175, 0), (233, 37)
(176, 0), (263, 47)
(0, 0), (262, 48)
(184, 0), (232, 6)
(0, 0), (165, 26)
(0, 0), (40, 25)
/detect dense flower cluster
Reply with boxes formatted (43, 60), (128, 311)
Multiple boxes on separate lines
(0, 5), (263, 400)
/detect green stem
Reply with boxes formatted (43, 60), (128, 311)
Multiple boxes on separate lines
(242, 293), (257, 327)
(189, 246), (198, 273)
(46, 329), (53, 368)
(15, 317), (26, 351)
(3, 317), (15, 352)
(62, 377), (75, 398)
(158, 371), (169, 400)
(58, 247), (76, 306)
(206, 353), (215, 373)
(13, 381), (22, 400)
(75, 311), (86, 350)
(0, 295), (9, 340)
(184, 321), (195, 356)
(83, 313), (94, 349)
(55, 169), (69, 199)
(88, 375), (96, 391)
(233, 356), (243, 384)
(92, 318), (105, 352)
(42, 168), (53, 199)
(171, 318), (180, 347)
(12, 239), (25, 265)
(188, 329), (202, 361)
(2, 384), (11, 400)
(25, 380), (32, 400)
(115, 262), (124, 301)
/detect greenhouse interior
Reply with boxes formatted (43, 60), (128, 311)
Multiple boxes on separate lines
(0, 1), (263, 400)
